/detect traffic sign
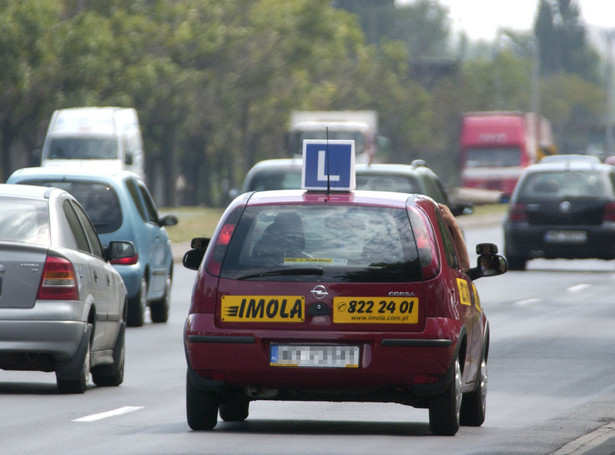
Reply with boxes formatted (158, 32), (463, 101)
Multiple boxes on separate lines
(302, 140), (355, 191)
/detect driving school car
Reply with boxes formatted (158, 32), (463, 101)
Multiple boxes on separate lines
(183, 141), (507, 435)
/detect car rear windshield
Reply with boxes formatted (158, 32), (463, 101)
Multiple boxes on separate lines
(0, 197), (50, 246)
(17, 180), (122, 233)
(220, 204), (424, 282)
(518, 171), (613, 199)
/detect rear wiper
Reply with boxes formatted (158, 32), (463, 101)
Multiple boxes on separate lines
(236, 266), (324, 280)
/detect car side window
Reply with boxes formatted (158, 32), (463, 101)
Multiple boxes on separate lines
(137, 183), (160, 223)
(435, 210), (459, 269)
(63, 199), (91, 254)
(125, 178), (147, 221)
(71, 201), (104, 258)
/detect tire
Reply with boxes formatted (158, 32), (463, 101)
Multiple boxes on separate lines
(429, 357), (462, 436)
(56, 325), (92, 394)
(92, 321), (126, 387)
(460, 354), (488, 426)
(186, 372), (219, 430)
(127, 278), (147, 327)
(150, 275), (171, 323)
(219, 395), (250, 422)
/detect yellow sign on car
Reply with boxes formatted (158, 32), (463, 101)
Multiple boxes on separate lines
(221, 295), (305, 322)
(333, 297), (419, 324)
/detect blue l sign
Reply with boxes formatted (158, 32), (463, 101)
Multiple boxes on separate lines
(302, 140), (355, 191)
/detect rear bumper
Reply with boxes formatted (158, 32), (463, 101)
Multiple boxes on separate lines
(0, 320), (88, 362)
(184, 314), (462, 401)
(504, 223), (615, 259)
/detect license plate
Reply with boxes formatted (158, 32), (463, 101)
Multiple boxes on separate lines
(544, 230), (587, 243)
(333, 297), (419, 324)
(270, 344), (359, 368)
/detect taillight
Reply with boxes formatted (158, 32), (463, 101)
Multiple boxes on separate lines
(207, 223), (237, 276)
(508, 203), (528, 222)
(37, 255), (79, 301)
(407, 206), (440, 279)
(110, 253), (139, 265)
(603, 202), (615, 221)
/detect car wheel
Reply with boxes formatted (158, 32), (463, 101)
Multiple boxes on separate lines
(460, 354), (487, 426)
(186, 372), (219, 430)
(150, 275), (171, 323)
(506, 255), (526, 271)
(92, 320), (126, 387)
(56, 325), (91, 394)
(127, 278), (147, 327)
(219, 395), (250, 422)
(429, 357), (462, 436)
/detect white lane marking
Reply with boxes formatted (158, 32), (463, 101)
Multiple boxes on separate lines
(73, 406), (143, 422)
(514, 298), (543, 306)
(567, 284), (590, 293)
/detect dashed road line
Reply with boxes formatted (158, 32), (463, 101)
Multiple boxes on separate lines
(73, 406), (143, 422)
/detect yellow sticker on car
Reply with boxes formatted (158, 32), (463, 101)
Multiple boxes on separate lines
(472, 283), (482, 312)
(457, 278), (472, 306)
(221, 295), (304, 322)
(333, 297), (419, 324)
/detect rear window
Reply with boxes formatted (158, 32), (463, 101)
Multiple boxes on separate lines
(17, 180), (122, 233)
(247, 170), (301, 191)
(518, 171), (611, 199)
(0, 197), (50, 246)
(355, 174), (418, 193)
(220, 204), (424, 282)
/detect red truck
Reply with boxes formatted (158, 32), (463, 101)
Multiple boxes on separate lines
(459, 111), (555, 197)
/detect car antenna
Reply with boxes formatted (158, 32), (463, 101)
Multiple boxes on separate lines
(326, 126), (331, 196)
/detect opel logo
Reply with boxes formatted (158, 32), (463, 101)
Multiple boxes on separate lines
(559, 201), (572, 213)
(310, 285), (328, 300)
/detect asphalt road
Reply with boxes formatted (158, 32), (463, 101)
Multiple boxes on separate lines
(2, 218), (615, 455)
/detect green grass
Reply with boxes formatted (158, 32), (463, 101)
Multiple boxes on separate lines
(161, 206), (225, 243)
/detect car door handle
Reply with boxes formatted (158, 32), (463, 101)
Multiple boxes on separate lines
(93, 271), (98, 282)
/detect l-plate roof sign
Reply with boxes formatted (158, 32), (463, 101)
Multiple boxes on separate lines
(302, 140), (356, 191)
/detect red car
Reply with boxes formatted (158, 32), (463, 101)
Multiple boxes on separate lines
(183, 190), (506, 435)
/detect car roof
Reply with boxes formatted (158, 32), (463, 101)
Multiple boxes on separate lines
(0, 183), (58, 200)
(526, 160), (613, 173)
(244, 188), (424, 209)
(8, 166), (142, 184)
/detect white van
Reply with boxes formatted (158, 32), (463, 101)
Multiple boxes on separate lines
(41, 107), (144, 178)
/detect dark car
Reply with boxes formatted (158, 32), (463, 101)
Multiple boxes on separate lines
(503, 159), (615, 270)
(183, 182), (506, 435)
(0, 184), (134, 393)
(234, 159), (473, 216)
(7, 168), (177, 326)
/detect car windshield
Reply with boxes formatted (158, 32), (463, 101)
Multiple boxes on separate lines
(18, 180), (122, 233)
(465, 147), (521, 167)
(47, 137), (118, 160)
(220, 204), (424, 283)
(518, 171), (610, 199)
(0, 197), (50, 246)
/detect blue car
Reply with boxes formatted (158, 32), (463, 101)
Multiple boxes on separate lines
(7, 168), (177, 327)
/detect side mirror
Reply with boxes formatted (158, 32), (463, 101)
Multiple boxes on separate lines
(159, 214), (178, 227)
(107, 241), (137, 263)
(191, 237), (210, 250)
(183, 249), (205, 270)
(468, 253), (508, 279)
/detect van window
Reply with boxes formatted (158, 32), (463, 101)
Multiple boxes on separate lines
(48, 137), (118, 160)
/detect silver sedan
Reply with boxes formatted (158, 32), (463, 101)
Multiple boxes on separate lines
(0, 184), (134, 393)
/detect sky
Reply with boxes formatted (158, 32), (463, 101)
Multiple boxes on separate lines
(399, 0), (615, 42)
